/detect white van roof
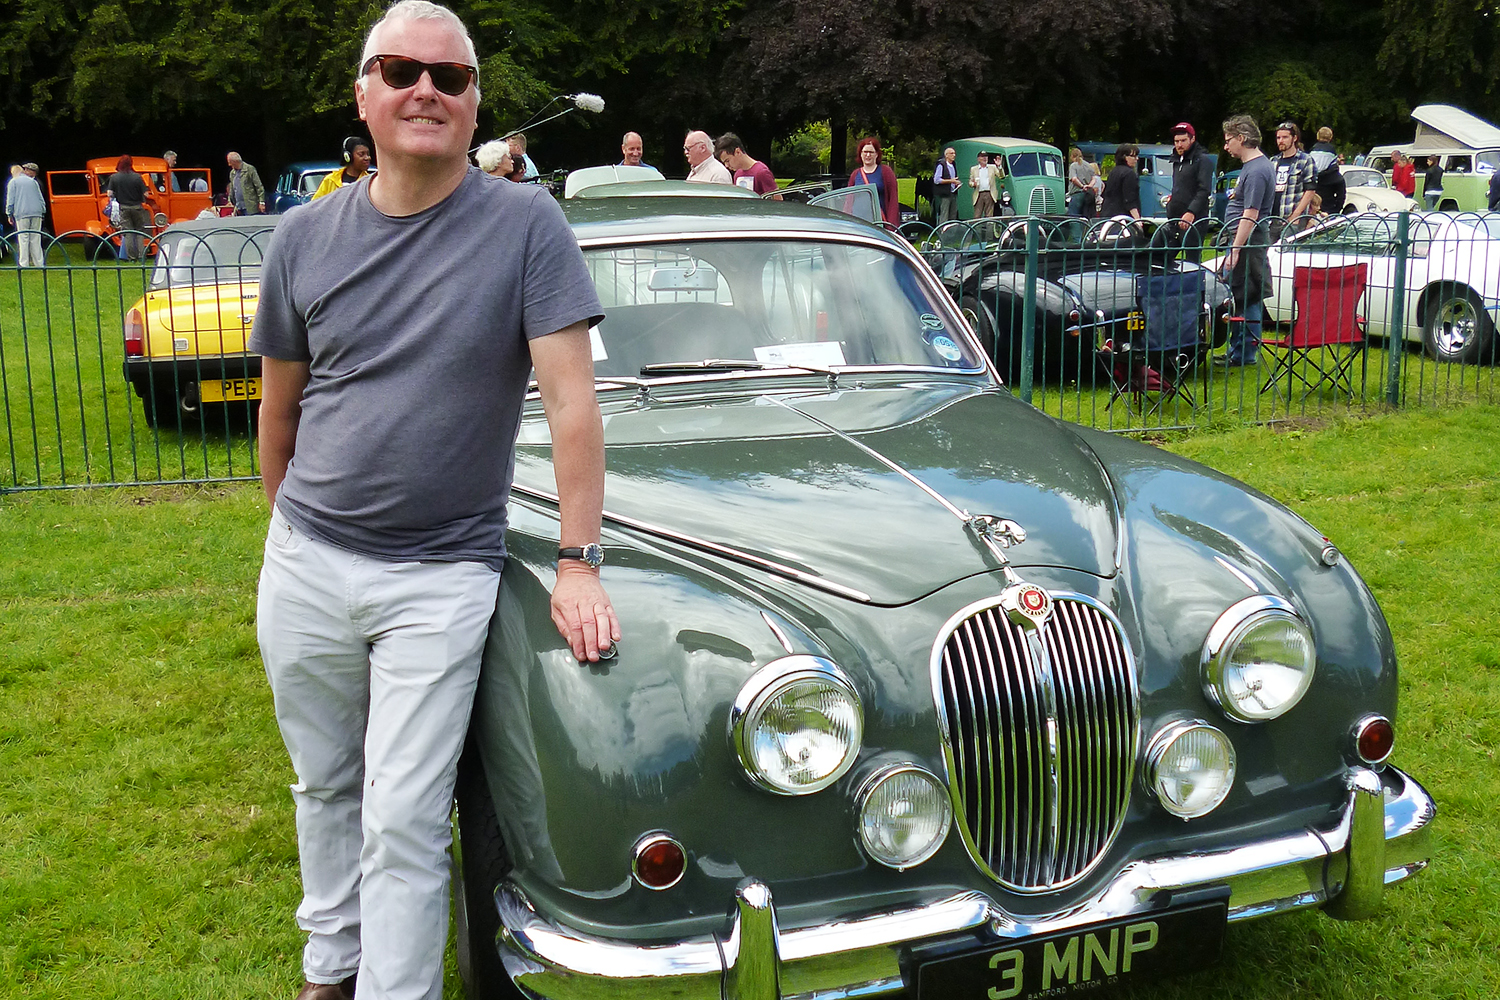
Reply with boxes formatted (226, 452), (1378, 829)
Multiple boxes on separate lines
(1410, 104), (1500, 150)
(1373, 105), (1500, 157)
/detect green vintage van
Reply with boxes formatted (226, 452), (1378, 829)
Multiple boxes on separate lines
(1367, 104), (1500, 213)
(943, 136), (1067, 219)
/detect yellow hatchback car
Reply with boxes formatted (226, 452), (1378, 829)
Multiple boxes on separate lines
(123, 215), (278, 427)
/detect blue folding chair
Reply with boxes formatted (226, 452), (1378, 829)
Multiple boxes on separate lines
(1100, 271), (1207, 416)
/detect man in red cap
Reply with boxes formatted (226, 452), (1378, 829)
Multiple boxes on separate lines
(1166, 122), (1216, 263)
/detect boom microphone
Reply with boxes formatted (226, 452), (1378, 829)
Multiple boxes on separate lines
(570, 93), (605, 114)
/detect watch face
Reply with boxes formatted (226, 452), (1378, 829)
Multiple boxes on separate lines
(582, 543), (605, 568)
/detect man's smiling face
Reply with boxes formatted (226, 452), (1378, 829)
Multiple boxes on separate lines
(356, 17), (478, 168)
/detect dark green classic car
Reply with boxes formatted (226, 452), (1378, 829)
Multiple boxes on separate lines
(451, 197), (1435, 1000)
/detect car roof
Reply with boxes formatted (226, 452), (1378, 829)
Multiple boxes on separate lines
(947, 136), (1063, 155)
(561, 195), (902, 245)
(160, 215), (281, 237)
(574, 180), (757, 200)
(281, 161), (340, 174)
(1075, 141), (1175, 158)
(564, 164), (667, 198)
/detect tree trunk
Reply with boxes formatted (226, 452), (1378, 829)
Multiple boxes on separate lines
(829, 110), (847, 182)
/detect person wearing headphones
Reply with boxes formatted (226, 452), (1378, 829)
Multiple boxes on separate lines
(311, 137), (373, 200)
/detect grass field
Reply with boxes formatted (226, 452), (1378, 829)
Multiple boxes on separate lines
(1, 404), (1497, 998)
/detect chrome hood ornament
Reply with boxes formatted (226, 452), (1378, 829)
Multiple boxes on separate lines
(966, 513), (1050, 626)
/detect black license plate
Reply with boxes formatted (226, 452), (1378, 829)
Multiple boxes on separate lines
(913, 898), (1227, 1000)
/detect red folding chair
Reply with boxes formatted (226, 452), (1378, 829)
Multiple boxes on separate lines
(1260, 263), (1368, 403)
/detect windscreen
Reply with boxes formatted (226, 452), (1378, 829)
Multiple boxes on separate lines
(583, 240), (983, 378)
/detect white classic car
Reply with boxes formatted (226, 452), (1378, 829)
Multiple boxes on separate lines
(1339, 167), (1419, 215)
(1265, 212), (1500, 363)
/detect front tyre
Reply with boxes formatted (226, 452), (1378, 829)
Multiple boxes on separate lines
(1422, 286), (1495, 364)
(453, 738), (526, 1000)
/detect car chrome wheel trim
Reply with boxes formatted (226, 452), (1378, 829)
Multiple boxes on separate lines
(1432, 296), (1478, 354)
(1201, 594), (1316, 723)
(855, 763), (952, 870)
(728, 655), (863, 795)
(1144, 720), (1237, 820)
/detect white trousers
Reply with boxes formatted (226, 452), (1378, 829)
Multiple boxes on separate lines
(258, 506), (501, 1000)
(16, 216), (43, 267)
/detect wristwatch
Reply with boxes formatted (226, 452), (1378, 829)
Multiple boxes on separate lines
(558, 543), (605, 569)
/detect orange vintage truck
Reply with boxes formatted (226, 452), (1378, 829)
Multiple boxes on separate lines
(45, 156), (214, 255)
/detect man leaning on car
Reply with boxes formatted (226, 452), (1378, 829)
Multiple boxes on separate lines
(247, 1), (619, 998)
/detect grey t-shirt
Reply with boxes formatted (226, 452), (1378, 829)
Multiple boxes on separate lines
(249, 169), (604, 570)
(1224, 153), (1275, 239)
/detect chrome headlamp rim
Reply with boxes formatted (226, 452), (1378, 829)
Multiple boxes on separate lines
(728, 654), (864, 796)
(1144, 719), (1237, 820)
(1201, 594), (1316, 723)
(854, 762), (953, 871)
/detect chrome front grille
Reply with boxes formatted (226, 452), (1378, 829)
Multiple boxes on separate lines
(935, 595), (1138, 891)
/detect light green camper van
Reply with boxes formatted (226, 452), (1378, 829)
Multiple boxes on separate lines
(945, 136), (1067, 220)
(1367, 104), (1500, 213)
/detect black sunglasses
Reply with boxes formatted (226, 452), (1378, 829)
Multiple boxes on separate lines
(362, 54), (476, 97)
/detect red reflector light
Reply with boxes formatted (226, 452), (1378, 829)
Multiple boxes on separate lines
(1355, 716), (1395, 764)
(632, 833), (686, 890)
(124, 309), (145, 357)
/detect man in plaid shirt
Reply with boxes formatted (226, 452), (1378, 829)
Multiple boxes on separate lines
(1270, 122), (1316, 237)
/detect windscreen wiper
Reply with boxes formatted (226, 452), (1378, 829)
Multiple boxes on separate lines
(638, 359), (839, 381)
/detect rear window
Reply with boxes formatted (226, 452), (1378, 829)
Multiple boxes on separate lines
(150, 228), (274, 288)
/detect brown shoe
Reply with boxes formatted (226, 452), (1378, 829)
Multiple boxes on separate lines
(295, 973), (356, 999)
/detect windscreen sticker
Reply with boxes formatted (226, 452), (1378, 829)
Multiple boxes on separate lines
(928, 334), (964, 362)
(589, 325), (608, 362)
(754, 342), (847, 367)
(919, 312), (945, 330)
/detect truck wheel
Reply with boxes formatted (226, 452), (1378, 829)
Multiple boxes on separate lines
(453, 738), (526, 1000)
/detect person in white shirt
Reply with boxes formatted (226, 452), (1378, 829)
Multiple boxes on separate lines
(683, 130), (732, 184)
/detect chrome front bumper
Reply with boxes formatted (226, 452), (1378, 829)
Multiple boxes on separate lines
(495, 766), (1434, 1000)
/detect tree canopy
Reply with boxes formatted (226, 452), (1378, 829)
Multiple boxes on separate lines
(1, 0), (1496, 175)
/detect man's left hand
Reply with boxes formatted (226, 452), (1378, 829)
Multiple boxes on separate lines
(551, 562), (621, 662)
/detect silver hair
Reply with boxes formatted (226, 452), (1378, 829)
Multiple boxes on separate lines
(474, 139), (511, 174)
(1221, 114), (1261, 148)
(359, 0), (481, 99)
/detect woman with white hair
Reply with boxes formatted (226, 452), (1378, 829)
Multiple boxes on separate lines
(474, 139), (514, 179)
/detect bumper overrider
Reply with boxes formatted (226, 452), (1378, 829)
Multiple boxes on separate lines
(494, 766), (1434, 1000)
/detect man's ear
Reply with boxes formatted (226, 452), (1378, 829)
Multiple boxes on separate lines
(355, 78), (367, 122)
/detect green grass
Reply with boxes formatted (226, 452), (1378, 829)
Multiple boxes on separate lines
(2, 404), (1498, 997)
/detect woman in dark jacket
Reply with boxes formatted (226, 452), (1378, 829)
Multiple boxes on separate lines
(848, 137), (901, 227)
(1422, 156), (1444, 210)
(1100, 144), (1142, 219)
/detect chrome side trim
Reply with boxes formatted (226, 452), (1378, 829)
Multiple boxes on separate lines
(494, 767), (1434, 1000)
(510, 485), (872, 603)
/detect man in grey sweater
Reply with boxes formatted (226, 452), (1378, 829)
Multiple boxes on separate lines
(5, 162), (47, 267)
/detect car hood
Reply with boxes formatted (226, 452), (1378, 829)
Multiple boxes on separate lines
(1348, 187), (1415, 211)
(514, 380), (1119, 604)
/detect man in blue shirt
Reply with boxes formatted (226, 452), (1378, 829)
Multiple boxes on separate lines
(1215, 115), (1276, 368)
